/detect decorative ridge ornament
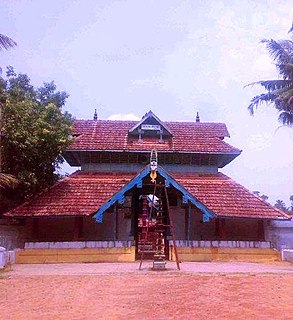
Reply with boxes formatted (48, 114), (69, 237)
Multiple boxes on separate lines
(196, 111), (200, 123)
(93, 109), (98, 120)
(150, 149), (158, 183)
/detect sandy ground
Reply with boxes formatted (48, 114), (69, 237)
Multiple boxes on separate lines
(1, 261), (293, 320)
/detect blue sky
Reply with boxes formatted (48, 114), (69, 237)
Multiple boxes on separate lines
(1, 0), (293, 205)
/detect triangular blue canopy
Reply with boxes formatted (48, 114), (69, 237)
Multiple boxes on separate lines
(93, 165), (215, 223)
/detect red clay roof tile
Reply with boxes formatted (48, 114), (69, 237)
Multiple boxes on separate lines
(5, 170), (289, 220)
(69, 120), (241, 154)
(4, 171), (136, 217)
(172, 172), (290, 220)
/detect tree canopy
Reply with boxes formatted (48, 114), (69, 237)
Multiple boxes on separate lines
(0, 67), (72, 210)
(248, 25), (293, 125)
(0, 32), (17, 190)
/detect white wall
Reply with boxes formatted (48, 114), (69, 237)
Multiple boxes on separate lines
(265, 220), (293, 249)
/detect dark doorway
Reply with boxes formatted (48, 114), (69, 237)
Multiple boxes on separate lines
(134, 181), (170, 260)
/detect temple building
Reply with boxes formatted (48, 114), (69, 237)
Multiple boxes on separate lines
(4, 111), (291, 264)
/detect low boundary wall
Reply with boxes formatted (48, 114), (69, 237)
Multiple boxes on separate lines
(17, 241), (135, 264)
(15, 240), (281, 264)
(169, 240), (280, 262)
(169, 240), (273, 249)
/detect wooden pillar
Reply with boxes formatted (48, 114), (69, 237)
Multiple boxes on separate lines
(113, 203), (118, 241)
(257, 219), (264, 240)
(32, 218), (39, 240)
(184, 205), (191, 242)
(184, 207), (188, 239)
(215, 218), (220, 238)
(73, 217), (83, 240)
(219, 219), (226, 240)
(130, 192), (135, 236)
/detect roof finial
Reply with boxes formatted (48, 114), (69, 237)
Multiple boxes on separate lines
(196, 111), (200, 123)
(93, 109), (98, 121)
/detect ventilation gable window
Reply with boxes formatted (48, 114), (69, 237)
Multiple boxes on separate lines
(128, 110), (172, 142)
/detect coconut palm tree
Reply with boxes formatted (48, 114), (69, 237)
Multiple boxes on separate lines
(274, 199), (288, 213)
(248, 26), (293, 125)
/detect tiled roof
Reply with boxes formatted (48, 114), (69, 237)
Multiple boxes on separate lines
(4, 171), (136, 217)
(68, 120), (240, 154)
(5, 169), (289, 220)
(172, 172), (290, 220)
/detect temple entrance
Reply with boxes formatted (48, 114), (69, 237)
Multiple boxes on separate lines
(136, 191), (169, 261)
(133, 179), (180, 270)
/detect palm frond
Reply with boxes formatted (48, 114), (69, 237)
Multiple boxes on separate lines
(0, 173), (18, 189)
(248, 92), (276, 114)
(261, 39), (293, 66)
(278, 111), (293, 125)
(248, 27), (293, 125)
(252, 80), (292, 91)
(279, 87), (293, 100)
(276, 63), (293, 79)
(0, 34), (17, 51)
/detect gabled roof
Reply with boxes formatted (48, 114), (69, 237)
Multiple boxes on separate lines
(94, 165), (215, 223)
(4, 171), (136, 217)
(5, 168), (290, 221)
(68, 119), (240, 155)
(128, 110), (173, 136)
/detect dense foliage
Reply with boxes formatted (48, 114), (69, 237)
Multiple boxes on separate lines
(0, 67), (72, 208)
(248, 25), (293, 125)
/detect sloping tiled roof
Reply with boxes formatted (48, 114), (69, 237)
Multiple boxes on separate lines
(172, 172), (290, 220)
(5, 169), (289, 220)
(68, 120), (240, 154)
(4, 171), (136, 217)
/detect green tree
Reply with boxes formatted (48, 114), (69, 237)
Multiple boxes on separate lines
(0, 33), (17, 189)
(274, 199), (288, 213)
(248, 25), (293, 125)
(0, 67), (72, 210)
(252, 191), (268, 202)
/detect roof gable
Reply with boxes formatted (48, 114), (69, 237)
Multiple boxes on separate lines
(128, 110), (173, 138)
(94, 165), (215, 223)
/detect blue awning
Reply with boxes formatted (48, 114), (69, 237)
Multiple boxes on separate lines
(93, 165), (215, 223)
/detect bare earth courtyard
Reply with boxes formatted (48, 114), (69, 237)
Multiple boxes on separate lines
(1, 262), (293, 320)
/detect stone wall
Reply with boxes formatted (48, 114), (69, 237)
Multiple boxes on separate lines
(0, 225), (27, 250)
(265, 220), (293, 249)
(282, 249), (293, 263)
